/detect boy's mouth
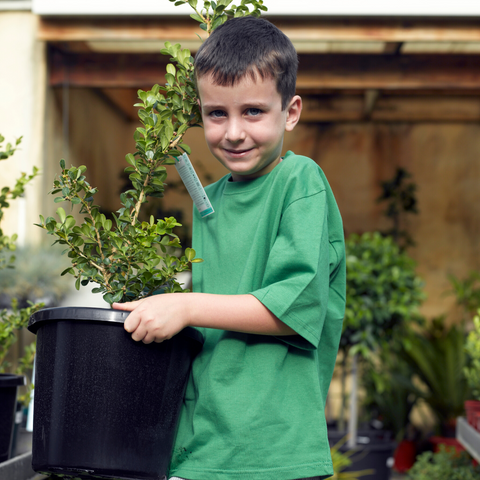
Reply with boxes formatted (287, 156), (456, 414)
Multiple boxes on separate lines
(223, 148), (253, 158)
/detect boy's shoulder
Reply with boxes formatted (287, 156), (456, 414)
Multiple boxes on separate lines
(280, 151), (322, 174)
(279, 151), (329, 190)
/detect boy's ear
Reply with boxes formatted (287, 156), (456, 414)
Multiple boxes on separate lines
(285, 95), (302, 132)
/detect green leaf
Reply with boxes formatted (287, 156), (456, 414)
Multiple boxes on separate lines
(190, 13), (204, 23)
(166, 64), (176, 76)
(103, 293), (114, 304)
(111, 290), (123, 303)
(60, 159), (65, 169)
(125, 153), (136, 166)
(179, 143), (191, 154)
(56, 207), (66, 224)
(64, 215), (76, 230)
(165, 73), (176, 86)
(185, 247), (195, 262)
(212, 14), (228, 30)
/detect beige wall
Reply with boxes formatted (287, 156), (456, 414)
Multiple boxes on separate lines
(42, 83), (480, 324)
(284, 122), (480, 322)
(0, 11), (46, 246)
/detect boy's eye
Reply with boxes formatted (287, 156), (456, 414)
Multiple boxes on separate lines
(246, 108), (262, 116)
(209, 110), (226, 118)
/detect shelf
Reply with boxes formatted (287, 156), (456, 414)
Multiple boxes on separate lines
(456, 416), (480, 463)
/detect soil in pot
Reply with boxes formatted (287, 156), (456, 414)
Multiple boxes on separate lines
(28, 306), (204, 480)
(0, 373), (25, 463)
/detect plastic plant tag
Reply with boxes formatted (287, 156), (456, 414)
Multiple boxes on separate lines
(174, 153), (214, 218)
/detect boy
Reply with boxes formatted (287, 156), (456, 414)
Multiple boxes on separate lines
(114, 15), (346, 480)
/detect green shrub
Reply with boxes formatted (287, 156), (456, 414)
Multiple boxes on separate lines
(343, 231), (424, 357)
(465, 309), (480, 401)
(407, 445), (480, 480)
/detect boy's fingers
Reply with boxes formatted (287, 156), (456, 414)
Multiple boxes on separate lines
(112, 300), (145, 334)
(124, 311), (141, 334)
(112, 300), (142, 311)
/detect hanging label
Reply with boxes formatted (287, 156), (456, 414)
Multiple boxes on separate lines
(175, 153), (214, 218)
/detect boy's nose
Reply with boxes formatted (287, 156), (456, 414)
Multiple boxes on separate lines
(224, 119), (246, 144)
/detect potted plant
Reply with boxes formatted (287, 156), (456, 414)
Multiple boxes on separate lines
(406, 444), (480, 480)
(361, 344), (424, 473)
(400, 315), (470, 453)
(330, 437), (375, 479)
(28, 2), (266, 480)
(0, 134), (41, 463)
(330, 231), (424, 480)
(464, 309), (480, 431)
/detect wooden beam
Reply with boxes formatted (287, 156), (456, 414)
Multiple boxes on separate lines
(301, 95), (364, 122)
(383, 42), (403, 54)
(48, 49), (168, 88)
(39, 18), (202, 42)
(372, 96), (480, 122)
(48, 50), (480, 91)
(364, 89), (380, 118)
(297, 54), (480, 91)
(39, 17), (480, 43)
(300, 95), (480, 122)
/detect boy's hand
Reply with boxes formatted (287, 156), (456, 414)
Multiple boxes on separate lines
(112, 294), (189, 344)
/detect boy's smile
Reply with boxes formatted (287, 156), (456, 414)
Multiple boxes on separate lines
(197, 74), (302, 182)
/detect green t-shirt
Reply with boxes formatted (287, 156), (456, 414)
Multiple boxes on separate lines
(169, 151), (346, 480)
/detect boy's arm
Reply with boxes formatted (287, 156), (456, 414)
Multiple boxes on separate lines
(113, 293), (297, 344)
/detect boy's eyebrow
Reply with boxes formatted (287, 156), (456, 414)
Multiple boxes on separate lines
(201, 101), (271, 110)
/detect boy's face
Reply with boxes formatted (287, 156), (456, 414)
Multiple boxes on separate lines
(197, 73), (302, 182)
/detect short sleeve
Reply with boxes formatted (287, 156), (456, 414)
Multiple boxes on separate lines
(250, 189), (331, 350)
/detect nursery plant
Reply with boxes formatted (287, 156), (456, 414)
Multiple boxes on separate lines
(329, 437), (374, 480)
(377, 167), (418, 250)
(361, 346), (422, 443)
(406, 445), (480, 480)
(36, 0), (266, 304)
(464, 308), (480, 432)
(0, 134), (42, 464)
(0, 134), (42, 405)
(448, 271), (480, 319)
(0, 135), (39, 270)
(465, 309), (480, 401)
(339, 232), (424, 447)
(400, 316), (470, 435)
(27, 2), (268, 480)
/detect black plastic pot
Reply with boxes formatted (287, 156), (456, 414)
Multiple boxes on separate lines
(28, 306), (204, 480)
(0, 373), (25, 463)
(328, 429), (396, 480)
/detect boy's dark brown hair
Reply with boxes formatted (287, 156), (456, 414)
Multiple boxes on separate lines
(194, 16), (298, 110)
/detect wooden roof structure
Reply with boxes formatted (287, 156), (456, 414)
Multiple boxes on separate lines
(41, 16), (480, 122)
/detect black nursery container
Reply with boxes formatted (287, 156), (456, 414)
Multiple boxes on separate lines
(0, 373), (25, 463)
(28, 306), (204, 480)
